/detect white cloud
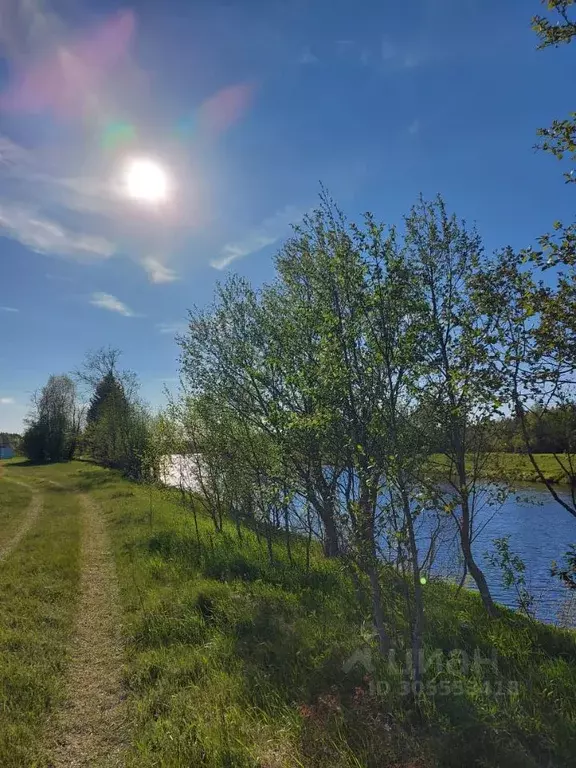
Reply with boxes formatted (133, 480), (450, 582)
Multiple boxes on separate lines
(408, 119), (420, 136)
(143, 257), (178, 284)
(299, 48), (319, 65)
(0, 203), (115, 261)
(90, 292), (135, 317)
(157, 321), (188, 336)
(212, 205), (303, 270)
(0, 306), (19, 312)
(0, 397), (15, 405)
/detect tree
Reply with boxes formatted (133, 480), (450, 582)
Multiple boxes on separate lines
(474, 249), (576, 516)
(79, 348), (150, 478)
(179, 275), (344, 558)
(405, 196), (500, 617)
(22, 375), (81, 463)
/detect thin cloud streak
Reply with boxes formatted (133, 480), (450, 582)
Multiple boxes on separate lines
(381, 38), (421, 70)
(0, 306), (19, 312)
(89, 292), (135, 316)
(157, 321), (188, 335)
(143, 257), (179, 284)
(0, 202), (115, 260)
(0, 397), (15, 405)
(299, 48), (319, 65)
(211, 205), (304, 270)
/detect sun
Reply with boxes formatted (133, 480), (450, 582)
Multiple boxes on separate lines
(123, 157), (170, 203)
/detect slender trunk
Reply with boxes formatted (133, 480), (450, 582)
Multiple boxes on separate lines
(192, 503), (201, 548)
(359, 484), (390, 655)
(305, 504), (312, 573)
(456, 561), (468, 595)
(459, 504), (497, 616)
(265, 524), (274, 566)
(406, 518), (424, 687)
(367, 565), (390, 655)
(235, 507), (243, 542)
(456, 455), (497, 617)
(284, 505), (293, 565)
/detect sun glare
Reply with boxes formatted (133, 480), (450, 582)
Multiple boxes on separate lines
(123, 157), (170, 203)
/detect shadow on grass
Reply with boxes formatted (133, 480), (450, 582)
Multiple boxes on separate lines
(74, 469), (119, 491)
(3, 458), (47, 468)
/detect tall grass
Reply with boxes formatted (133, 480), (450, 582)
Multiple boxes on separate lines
(4, 460), (576, 766)
(52, 462), (575, 768)
(0, 479), (81, 767)
(0, 480), (32, 548)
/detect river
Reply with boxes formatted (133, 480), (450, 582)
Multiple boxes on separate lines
(161, 455), (576, 625)
(440, 485), (576, 625)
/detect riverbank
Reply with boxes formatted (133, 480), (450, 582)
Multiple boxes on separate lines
(1, 458), (575, 767)
(432, 452), (575, 486)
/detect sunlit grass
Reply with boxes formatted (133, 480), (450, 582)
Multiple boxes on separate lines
(0, 479), (31, 549)
(3, 459), (576, 766)
(0, 479), (81, 767)
(432, 452), (575, 485)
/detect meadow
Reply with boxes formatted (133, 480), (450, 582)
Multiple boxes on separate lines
(0, 458), (575, 766)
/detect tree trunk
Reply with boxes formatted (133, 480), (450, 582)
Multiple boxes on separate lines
(320, 506), (340, 557)
(367, 564), (390, 655)
(456, 458), (497, 617)
(405, 500), (424, 687)
(459, 518), (497, 617)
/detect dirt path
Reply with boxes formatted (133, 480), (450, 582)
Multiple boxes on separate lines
(0, 480), (43, 563)
(49, 493), (126, 767)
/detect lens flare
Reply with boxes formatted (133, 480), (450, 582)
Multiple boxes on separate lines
(123, 158), (170, 203)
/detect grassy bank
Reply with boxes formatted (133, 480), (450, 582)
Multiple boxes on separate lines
(0, 475), (81, 767)
(1, 459), (576, 766)
(432, 452), (576, 487)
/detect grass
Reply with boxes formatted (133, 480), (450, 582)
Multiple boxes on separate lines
(433, 452), (576, 486)
(0, 479), (32, 549)
(0, 473), (81, 767)
(2, 457), (576, 766)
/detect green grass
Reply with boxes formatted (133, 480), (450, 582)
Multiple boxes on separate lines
(0, 479), (32, 548)
(432, 452), (576, 486)
(2, 458), (576, 767)
(0, 473), (81, 767)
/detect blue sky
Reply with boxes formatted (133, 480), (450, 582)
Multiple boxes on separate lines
(0, 0), (574, 432)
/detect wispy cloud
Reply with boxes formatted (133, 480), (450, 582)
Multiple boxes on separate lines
(0, 306), (19, 313)
(381, 38), (421, 70)
(360, 49), (372, 67)
(157, 321), (188, 336)
(212, 205), (303, 271)
(408, 119), (420, 136)
(336, 39), (354, 53)
(0, 135), (31, 167)
(0, 202), (115, 261)
(143, 257), (179, 284)
(0, 397), (15, 405)
(90, 292), (135, 317)
(299, 48), (319, 65)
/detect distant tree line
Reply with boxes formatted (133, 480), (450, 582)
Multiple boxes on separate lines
(0, 433), (22, 452)
(21, 347), (150, 478)
(491, 405), (576, 455)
